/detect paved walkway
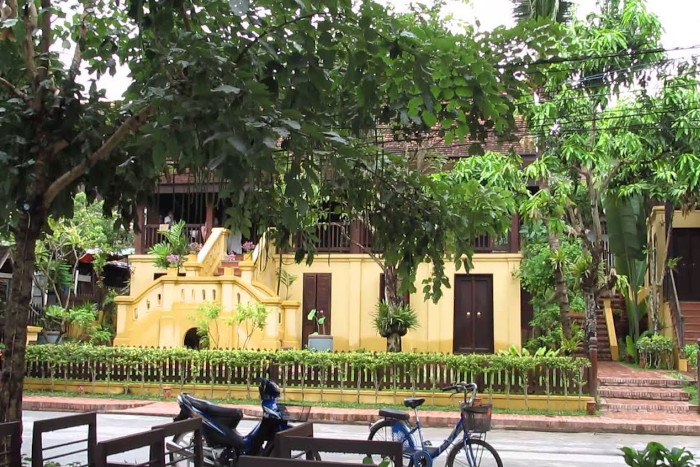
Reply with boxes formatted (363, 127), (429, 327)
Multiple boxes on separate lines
(22, 393), (700, 436)
(21, 361), (700, 436)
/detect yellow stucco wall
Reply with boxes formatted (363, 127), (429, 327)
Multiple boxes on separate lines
(648, 206), (700, 338)
(255, 251), (522, 353)
(117, 228), (523, 353)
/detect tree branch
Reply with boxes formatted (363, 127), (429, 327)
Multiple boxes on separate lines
(232, 12), (327, 66)
(18, 0), (37, 86)
(38, 0), (50, 82)
(42, 105), (153, 210)
(0, 76), (28, 101)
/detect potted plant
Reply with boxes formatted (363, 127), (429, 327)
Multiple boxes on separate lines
(187, 242), (202, 262)
(38, 304), (64, 344)
(221, 253), (238, 268)
(242, 241), (256, 260)
(39, 303), (99, 343)
(148, 220), (189, 274)
(372, 301), (419, 352)
(307, 308), (333, 351)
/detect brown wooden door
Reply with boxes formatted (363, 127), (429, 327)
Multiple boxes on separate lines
(453, 275), (493, 354)
(302, 273), (332, 345)
(672, 228), (700, 301)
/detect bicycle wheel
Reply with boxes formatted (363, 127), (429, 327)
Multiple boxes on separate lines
(446, 438), (503, 467)
(368, 419), (417, 465)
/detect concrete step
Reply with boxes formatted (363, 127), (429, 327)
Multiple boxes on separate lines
(215, 266), (241, 277)
(598, 386), (689, 401)
(598, 376), (688, 388)
(599, 398), (693, 413)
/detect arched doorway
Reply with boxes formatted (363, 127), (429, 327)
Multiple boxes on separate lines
(184, 328), (201, 349)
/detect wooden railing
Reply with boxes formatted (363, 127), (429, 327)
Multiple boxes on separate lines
(26, 353), (590, 397)
(32, 412), (97, 467)
(0, 422), (22, 467)
(238, 422), (404, 467)
(668, 269), (685, 348)
(142, 223), (205, 253)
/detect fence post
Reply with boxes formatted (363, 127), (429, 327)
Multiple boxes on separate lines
(589, 336), (598, 398)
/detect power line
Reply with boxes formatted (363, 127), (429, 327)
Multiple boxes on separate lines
(527, 104), (700, 131)
(501, 44), (700, 69)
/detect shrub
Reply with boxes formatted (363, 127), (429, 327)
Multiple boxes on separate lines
(636, 334), (674, 369)
(621, 441), (695, 467)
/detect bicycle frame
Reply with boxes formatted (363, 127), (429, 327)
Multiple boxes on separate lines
(399, 406), (477, 461)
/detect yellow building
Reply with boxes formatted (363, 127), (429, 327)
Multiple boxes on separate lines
(648, 206), (700, 350)
(114, 225), (525, 353)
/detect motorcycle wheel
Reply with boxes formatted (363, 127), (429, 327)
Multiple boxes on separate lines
(168, 432), (217, 466)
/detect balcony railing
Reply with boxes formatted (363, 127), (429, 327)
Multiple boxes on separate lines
(295, 222), (519, 254)
(141, 224), (205, 253)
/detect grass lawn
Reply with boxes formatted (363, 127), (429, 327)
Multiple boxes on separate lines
(23, 389), (588, 416)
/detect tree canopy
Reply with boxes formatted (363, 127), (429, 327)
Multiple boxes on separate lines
(0, 0), (562, 423)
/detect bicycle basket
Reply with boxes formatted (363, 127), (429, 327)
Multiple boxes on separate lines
(460, 403), (492, 433)
(278, 404), (311, 422)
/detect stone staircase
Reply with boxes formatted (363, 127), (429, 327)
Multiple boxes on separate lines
(213, 254), (244, 277)
(572, 305), (613, 361)
(598, 370), (696, 413)
(680, 301), (700, 347)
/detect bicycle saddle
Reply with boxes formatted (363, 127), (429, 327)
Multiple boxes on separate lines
(403, 397), (426, 409)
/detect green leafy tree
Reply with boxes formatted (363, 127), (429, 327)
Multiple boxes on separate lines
(230, 302), (270, 349)
(33, 193), (130, 311)
(189, 301), (222, 349)
(0, 0), (560, 425)
(512, 0), (575, 23)
(517, 0), (669, 346)
(517, 222), (586, 350)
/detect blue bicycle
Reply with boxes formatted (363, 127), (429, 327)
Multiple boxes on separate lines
(368, 382), (502, 467)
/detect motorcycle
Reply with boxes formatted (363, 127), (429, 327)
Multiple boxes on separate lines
(167, 377), (292, 466)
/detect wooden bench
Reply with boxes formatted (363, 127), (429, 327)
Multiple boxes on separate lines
(239, 422), (403, 466)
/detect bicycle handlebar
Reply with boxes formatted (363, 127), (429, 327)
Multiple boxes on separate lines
(441, 382), (478, 404)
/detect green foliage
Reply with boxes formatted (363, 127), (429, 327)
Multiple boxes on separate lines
(189, 302), (222, 349)
(276, 268), (297, 300)
(44, 303), (100, 340)
(517, 223), (587, 310)
(512, 0), (575, 23)
(604, 194), (648, 340)
(636, 335), (674, 369)
(372, 302), (419, 338)
(231, 303), (270, 349)
(24, 344), (591, 398)
(621, 442), (695, 467)
(499, 344), (560, 357)
(625, 335), (638, 363)
(682, 344), (698, 369)
(148, 221), (189, 270)
(307, 308), (327, 336)
(524, 306), (583, 355)
(33, 193), (130, 307)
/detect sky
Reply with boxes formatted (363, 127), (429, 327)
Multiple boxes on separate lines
(385, 0), (700, 49)
(95, 0), (700, 100)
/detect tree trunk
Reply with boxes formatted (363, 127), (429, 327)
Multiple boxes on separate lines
(383, 265), (403, 308)
(0, 211), (44, 423)
(547, 232), (573, 340)
(383, 265), (405, 352)
(387, 333), (401, 352)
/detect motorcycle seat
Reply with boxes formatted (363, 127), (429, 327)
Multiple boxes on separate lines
(184, 394), (244, 421)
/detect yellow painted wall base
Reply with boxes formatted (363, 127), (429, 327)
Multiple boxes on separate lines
(24, 378), (591, 412)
